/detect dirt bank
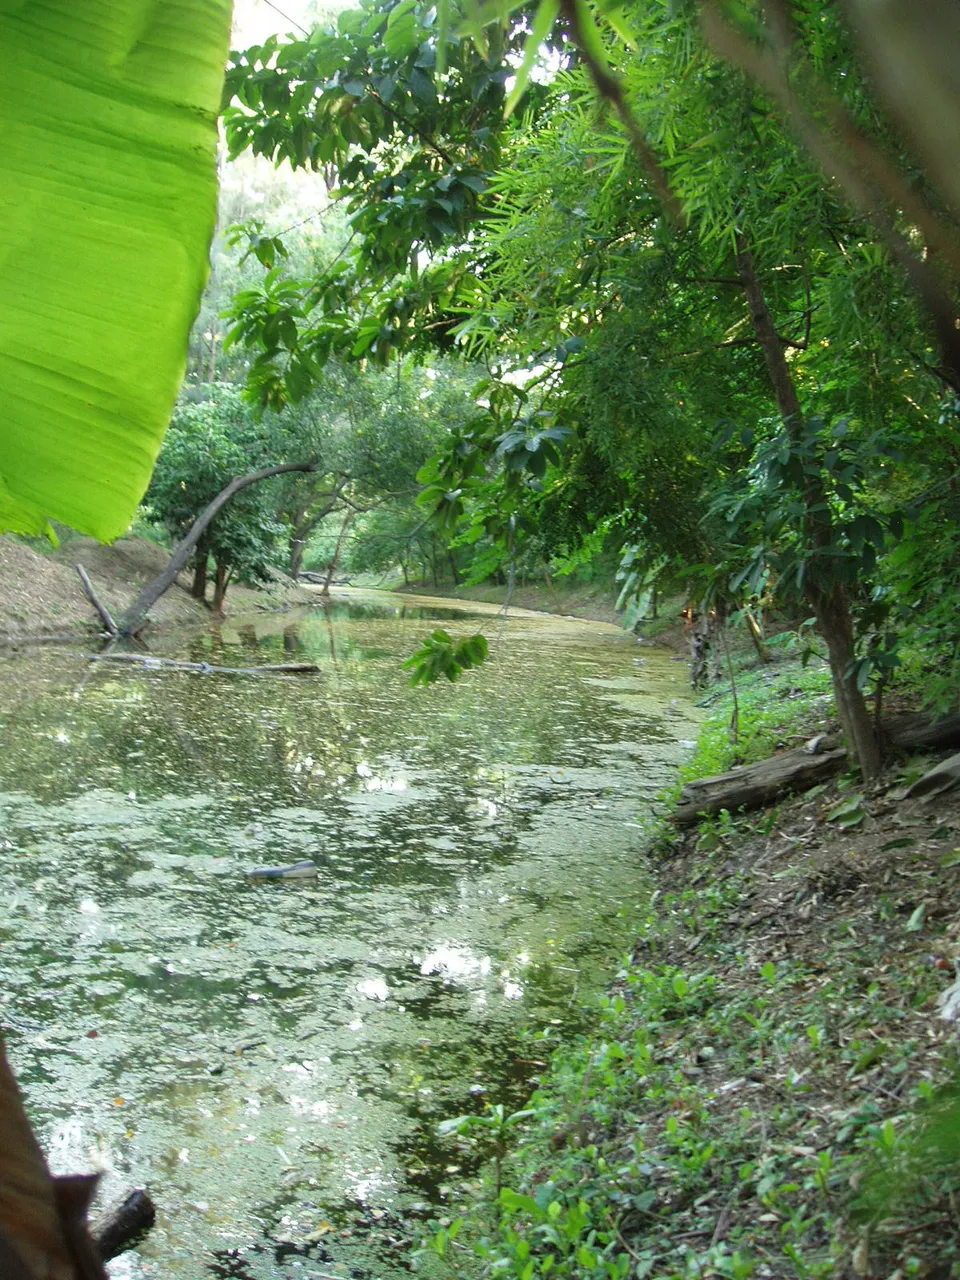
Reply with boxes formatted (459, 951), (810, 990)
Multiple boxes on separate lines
(433, 662), (960, 1279)
(393, 577), (622, 625)
(0, 535), (316, 641)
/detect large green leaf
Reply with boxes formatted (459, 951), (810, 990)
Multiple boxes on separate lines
(0, 1), (233, 539)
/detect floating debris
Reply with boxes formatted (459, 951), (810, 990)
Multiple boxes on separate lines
(246, 859), (319, 880)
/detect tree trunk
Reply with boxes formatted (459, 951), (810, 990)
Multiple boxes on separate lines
(288, 503), (311, 581)
(119, 460), (316, 636)
(211, 560), (230, 614)
(448, 551), (460, 586)
(321, 511), (354, 594)
(206, 326), (219, 383)
(289, 494), (340, 580)
(190, 543), (209, 600)
(744, 607), (773, 663)
(807, 580), (883, 780)
(690, 608), (717, 689)
(74, 564), (119, 636)
(237, 624), (258, 651)
(734, 232), (881, 778)
(289, 537), (305, 582)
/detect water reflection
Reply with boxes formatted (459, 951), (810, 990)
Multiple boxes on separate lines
(0, 593), (696, 1278)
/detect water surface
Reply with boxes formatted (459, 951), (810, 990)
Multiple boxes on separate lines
(0, 592), (695, 1277)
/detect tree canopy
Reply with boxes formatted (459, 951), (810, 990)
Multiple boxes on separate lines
(216, 0), (960, 774)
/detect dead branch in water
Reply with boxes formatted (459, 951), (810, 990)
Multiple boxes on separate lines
(85, 653), (319, 677)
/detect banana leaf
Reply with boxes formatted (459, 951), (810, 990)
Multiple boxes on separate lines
(0, 1), (233, 540)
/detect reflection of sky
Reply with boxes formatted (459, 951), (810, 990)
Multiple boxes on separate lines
(419, 941), (491, 984)
(0, 599), (697, 1279)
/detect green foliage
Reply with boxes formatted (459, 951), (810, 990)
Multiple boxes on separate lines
(219, 0), (535, 409)
(403, 629), (489, 685)
(413, 375), (572, 591)
(679, 660), (835, 786)
(337, 503), (451, 583)
(711, 415), (903, 602)
(876, 420), (960, 713)
(0, 0), (232, 539)
(145, 385), (287, 596)
(420, 811), (960, 1280)
(223, 0), (960, 724)
(855, 1085), (960, 1229)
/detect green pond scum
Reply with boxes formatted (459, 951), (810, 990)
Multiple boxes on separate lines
(0, 592), (697, 1278)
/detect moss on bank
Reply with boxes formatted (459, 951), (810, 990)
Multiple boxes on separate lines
(420, 670), (960, 1280)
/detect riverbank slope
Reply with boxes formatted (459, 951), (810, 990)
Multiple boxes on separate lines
(428, 665), (960, 1279)
(0, 535), (316, 640)
(390, 578), (690, 654)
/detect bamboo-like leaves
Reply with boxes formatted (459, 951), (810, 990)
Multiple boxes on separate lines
(0, 1), (233, 540)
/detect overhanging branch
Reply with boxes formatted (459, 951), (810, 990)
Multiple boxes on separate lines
(119, 460), (318, 636)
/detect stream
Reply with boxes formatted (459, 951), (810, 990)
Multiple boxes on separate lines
(0, 591), (696, 1278)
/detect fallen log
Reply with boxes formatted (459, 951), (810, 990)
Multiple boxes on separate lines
(85, 654), (319, 676)
(674, 711), (960, 825)
(0, 633), (82, 648)
(92, 1189), (156, 1262)
(881, 710), (960, 751)
(674, 737), (847, 827)
(905, 749), (960, 799)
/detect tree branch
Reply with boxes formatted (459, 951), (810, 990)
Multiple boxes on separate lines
(699, 0), (960, 385)
(119, 461), (318, 636)
(558, 0), (685, 225)
(367, 86), (457, 167)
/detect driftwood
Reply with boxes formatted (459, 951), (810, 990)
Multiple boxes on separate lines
(91, 1189), (156, 1262)
(86, 654), (319, 676)
(74, 565), (118, 637)
(674, 711), (960, 825)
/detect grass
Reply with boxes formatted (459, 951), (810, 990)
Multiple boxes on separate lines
(679, 660), (835, 785)
(415, 669), (960, 1280)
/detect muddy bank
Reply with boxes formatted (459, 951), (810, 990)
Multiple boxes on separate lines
(0, 535), (317, 641)
(0, 532), (691, 653)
